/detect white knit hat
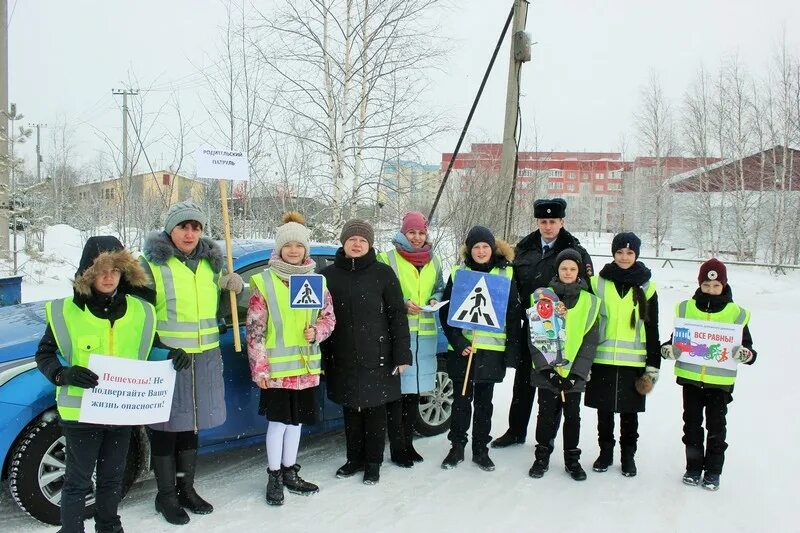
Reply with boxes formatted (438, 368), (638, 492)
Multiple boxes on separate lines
(275, 212), (311, 255)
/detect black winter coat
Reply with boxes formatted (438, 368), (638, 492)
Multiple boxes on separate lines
(439, 240), (522, 384)
(321, 248), (412, 409)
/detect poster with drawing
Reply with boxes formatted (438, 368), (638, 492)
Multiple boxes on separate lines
(526, 287), (568, 366)
(673, 318), (743, 370)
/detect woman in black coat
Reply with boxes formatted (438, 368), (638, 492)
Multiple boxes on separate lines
(321, 219), (412, 486)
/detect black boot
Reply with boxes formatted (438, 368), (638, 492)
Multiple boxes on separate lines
(266, 469), (284, 506)
(390, 450), (414, 468)
(621, 446), (637, 477)
(409, 444), (424, 463)
(564, 448), (587, 481)
(491, 430), (525, 448)
(363, 463), (381, 485)
(472, 449), (495, 472)
(281, 464), (319, 495)
(592, 441), (614, 472)
(441, 444), (465, 469)
(335, 460), (365, 478)
(528, 445), (551, 479)
(152, 455), (190, 525)
(176, 449), (213, 514)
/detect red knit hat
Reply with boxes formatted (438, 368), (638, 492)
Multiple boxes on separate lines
(401, 211), (428, 234)
(698, 258), (727, 285)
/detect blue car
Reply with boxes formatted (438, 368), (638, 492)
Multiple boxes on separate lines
(0, 240), (454, 525)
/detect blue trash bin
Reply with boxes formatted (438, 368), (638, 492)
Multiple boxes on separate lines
(0, 275), (23, 307)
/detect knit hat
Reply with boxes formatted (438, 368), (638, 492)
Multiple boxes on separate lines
(534, 198), (567, 219)
(612, 232), (641, 258)
(164, 200), (206, 234)
(465, 225), (496, 251)
(275, 211), (311, 256)
(401, 211), (428, 234)
(698, 258), (727, 285)
(555, 248), (585, 279)
(340, 219), (375, 247)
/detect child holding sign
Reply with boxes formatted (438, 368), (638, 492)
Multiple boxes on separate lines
(527, 249), (600, 481)
(35, 236), (169, 533)
(439, 226), (521, 472)
(247, 212), (336, 505)
(660, 258), (756, 491)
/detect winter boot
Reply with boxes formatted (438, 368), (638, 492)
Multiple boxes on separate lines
(564, 449), (587, 481)
(175, 449), (213, 514)
(491, 430), (525, 448)
(95, 525), (124, 533)
(701, 472), (721, 491)
(363, 463), (381, 485)
(152, 455), (190, 525)
(620, 446), (637, 477)
(335, 460), (364, 478)
(592, 442), (614, 472)
(441, 444), (465, 470)
(472, 449), (496, 472)
(528, 445), (551, 479)
(409, 445), (424, 463)
(282, 464), (319, 495)
(682, 470), (702, 486)
(265, 469), (284, 506)
(390, 450), (414, 469)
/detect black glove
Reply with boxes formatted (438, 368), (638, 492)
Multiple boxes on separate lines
(559, 374), (579, 392)
(60, 365), (99, 389)
(543, 369), (561, 390)
(168, 348), (191, 371)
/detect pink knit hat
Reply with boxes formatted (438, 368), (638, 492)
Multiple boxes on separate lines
(401, 211), (428, 234)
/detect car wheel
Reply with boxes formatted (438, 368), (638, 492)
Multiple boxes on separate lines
(7, 412), (142, 526)
(414, 361), (453, 437)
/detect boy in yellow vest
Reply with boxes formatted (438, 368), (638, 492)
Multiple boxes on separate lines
(527, 249), (600, 481)
(661, 258), (756, 491)
(35, 236), (165, 533)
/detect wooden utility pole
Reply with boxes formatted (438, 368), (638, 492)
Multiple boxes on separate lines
(499, 0), (530, 240)
(112, 88), (138, 240)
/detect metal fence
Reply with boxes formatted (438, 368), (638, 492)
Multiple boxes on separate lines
(590, 254), (800, 271)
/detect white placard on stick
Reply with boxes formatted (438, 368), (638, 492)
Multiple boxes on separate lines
(673, 318), (743, 370)
(79, 354), (177, 425)
(195, 146), (250, 181)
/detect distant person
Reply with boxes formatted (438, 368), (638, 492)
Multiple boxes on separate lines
(660, 259), (756, 491)
(492, 198), (593, 448)
(378, 211), (444, 467)
(439, 226), (521, 472)
(584, 233), (660, 477)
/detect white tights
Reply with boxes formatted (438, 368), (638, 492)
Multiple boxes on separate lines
(266, 422), (302, 471)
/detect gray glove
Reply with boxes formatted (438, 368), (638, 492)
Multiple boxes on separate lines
(733, 346), (753, 363)
(660, 344), (680, 360)
(644, 365), (659, 385)
(219, 272), (244, 294)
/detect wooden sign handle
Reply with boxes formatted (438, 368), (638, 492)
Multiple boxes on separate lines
(219, 180), (241, 352)
(461, 339), (477, 397)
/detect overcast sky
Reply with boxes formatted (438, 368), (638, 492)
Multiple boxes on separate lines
(9, 0), (800, 173)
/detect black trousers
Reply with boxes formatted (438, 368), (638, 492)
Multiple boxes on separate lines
(387, 393), (418, 455)
(60, 423), (132, 533)
(682, 385), (730, 475)
(506, 351), (536, 438)
(449, 381), (494, 453)
(596, 410), (639, 448)
(535, 389), (581, 452)
(343, 405), (387, 464)
(147, 428), (198, 457)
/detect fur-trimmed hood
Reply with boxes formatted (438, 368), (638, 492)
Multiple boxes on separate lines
(459, 239), (515, 264)
(73, 249), (149, 297)
(142, 230), (224, 273)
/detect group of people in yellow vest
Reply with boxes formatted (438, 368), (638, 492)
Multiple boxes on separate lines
(34, 196), (756, 532)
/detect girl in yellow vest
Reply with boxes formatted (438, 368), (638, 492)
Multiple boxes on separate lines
(528, 249), (600, 481)
(660, 259), (756, 491)
(246, 212), (336, 506)
(584, 232), (660, 477)
(35, 236), (165, 533)
(378, 211), (445, 467)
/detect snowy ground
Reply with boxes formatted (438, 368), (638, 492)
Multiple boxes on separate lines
(2, 227), (799, 531)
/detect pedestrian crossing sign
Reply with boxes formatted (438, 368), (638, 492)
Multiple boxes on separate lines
(447, 269), (510, 333)
(289, 274), (324, 309)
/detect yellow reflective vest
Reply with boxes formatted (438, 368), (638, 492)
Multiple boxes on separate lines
(147, 257), (220, 354)
(530, 290), (600, 377)
(378, 249), (442, 336)
(591, 276), (656, 368)
(250, 270), (325, 378)
(45, 296), (156, 421)
(449, 265), (513, 352)
(673, 299), (750, 386)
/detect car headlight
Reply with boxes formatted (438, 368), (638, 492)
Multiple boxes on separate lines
(0, 356), (37, 387)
